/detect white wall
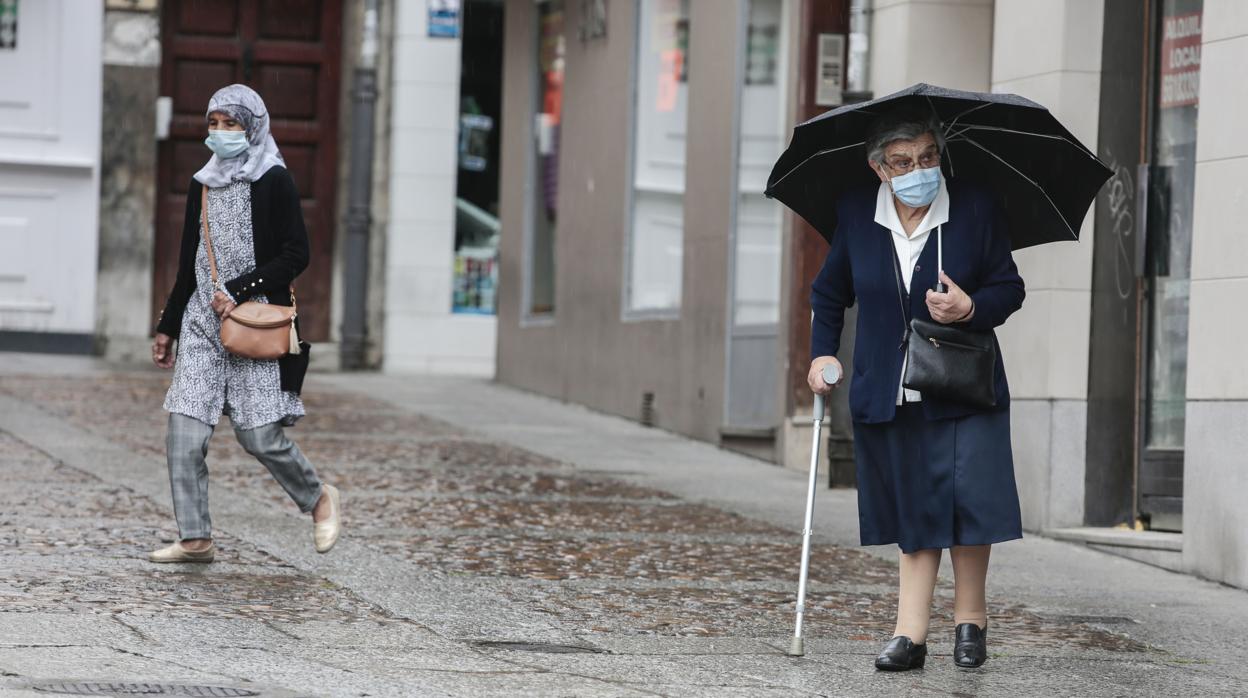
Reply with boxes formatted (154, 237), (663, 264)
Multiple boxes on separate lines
(870, 0), (994, 95)
(991, 0), (1104, 531)
(0, 1), (102, 337)
(384, 2), (496, 375)
(1182, 0), (1248, 588)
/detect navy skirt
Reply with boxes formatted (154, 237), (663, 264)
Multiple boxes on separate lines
(852, 403), (1023, 553)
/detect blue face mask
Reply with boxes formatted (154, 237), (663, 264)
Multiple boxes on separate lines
(889, 165), (941, 207)
(204, 129), (249, 159)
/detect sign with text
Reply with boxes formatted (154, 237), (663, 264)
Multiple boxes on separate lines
(1159, 11), (1201, 108)
(428, 0), (461, 38)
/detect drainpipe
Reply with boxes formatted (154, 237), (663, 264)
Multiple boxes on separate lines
(341, 0), (380, 370)
(844, 0), (872, 103)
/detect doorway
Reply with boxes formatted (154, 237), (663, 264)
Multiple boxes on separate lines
(1138, 0), (1202, 531)
(452, 0), (505, 316)
(153, 0), (342, 341)
(724, 0), (791, 440)
(1087, 0), (1199, 532)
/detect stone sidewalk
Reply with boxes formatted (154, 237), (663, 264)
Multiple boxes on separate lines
(0, 353), (1245, 697)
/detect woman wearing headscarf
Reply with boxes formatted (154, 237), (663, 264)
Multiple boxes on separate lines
(808, 107), (1025, 670)
(149, 84), (341, 563)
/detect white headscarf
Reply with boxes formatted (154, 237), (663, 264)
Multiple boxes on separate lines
(193, 84), (286, 188)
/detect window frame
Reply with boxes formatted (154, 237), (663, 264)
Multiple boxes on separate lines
(520, 0), (563, 327)
(620, 0), (691, 322)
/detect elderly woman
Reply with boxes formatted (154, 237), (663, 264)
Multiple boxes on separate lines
(808, 107), (1024, 671)
(149, 84), (341, 563)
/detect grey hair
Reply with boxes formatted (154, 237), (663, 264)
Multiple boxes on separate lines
(865, 109), (946, 165)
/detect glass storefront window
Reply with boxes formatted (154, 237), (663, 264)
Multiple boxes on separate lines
(452, 0), (504, 315)
(626, 0), (691, 315)
(1144, 0), (1202, 449)
(732, 0), (786, 326)
(525, 0), (563, 317)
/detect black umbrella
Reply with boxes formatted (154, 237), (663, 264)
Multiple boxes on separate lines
(765, 83), (1113, 250)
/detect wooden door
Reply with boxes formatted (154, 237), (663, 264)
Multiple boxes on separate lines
(153, 0), (341, 341)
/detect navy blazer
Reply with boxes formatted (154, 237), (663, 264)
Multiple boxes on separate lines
(810, 178), (1025, 424)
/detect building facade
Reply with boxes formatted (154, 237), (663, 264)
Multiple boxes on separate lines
(494, 0), (1248, 589)
(0, 0), (504, 377)
(496, 0), (797, 448)
(385, 0), (503, 375)
(0, 1), (102, 353)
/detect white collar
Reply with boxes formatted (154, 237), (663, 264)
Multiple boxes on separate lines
(874, 174), (950, 239)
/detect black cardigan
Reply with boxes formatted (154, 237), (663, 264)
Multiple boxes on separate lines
(156, 166), (312, 393)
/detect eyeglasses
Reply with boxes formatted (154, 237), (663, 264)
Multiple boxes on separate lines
(884, 151), (941, 174)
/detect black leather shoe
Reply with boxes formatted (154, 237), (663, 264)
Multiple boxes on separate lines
(874, 635), (927, 671)
(954, 622), (988, 668)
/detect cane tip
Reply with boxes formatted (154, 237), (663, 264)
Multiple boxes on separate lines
(787, 637), (805, 656)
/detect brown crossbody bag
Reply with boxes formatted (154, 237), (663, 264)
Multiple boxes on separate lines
(201, 187), (301, 360)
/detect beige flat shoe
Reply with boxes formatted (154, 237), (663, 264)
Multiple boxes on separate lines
(149, 541), (215, 563)
(314, 484), (341, 553)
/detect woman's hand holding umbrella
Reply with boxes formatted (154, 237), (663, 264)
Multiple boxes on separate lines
(926, 271), (975, 324)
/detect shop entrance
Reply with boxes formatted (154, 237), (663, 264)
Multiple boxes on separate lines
(1137, 0), (1202, 531)
(1088, 0), (1200, 532)
(452, 0), (505, 316)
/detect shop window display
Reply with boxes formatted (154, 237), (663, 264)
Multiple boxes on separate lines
(452, 0), (504, 315)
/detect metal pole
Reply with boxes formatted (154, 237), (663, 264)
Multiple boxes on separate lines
(341, 0), (381, 369)
(788, 390), (827, 657)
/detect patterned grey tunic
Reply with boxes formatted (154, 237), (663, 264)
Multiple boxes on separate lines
(164, 181), (304, 430)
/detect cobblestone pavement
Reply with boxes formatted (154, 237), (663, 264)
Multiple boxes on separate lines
(0, 364), (1244, 697)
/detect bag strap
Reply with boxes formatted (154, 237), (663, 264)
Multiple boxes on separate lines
(200, 186), (220, 286)
(889, 235), (911, 349)
(200, 185), (299, 313)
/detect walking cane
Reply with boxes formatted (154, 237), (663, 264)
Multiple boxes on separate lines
(787, 363), (838, 657)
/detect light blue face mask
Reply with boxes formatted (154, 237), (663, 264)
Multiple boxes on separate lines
(204, 129), (249, 159)
(889, 165), (941, 207)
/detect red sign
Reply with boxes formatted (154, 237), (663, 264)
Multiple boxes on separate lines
(1159, 11), (1202, 108)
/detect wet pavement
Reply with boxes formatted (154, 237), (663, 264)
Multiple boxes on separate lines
(0, 359), (1245, 696)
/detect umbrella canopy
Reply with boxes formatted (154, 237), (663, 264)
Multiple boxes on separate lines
(765, 83), (1113, 250)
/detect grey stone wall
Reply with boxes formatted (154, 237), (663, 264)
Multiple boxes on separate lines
(1181, 0), (1248, 589)
(96, 7), (159, 362)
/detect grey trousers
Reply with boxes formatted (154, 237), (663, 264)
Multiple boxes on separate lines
(166, 412), (323, 540)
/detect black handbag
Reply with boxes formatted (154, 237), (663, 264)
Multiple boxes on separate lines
(890, 225), (997, 409)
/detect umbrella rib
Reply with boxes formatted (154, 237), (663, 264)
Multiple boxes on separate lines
(767, 140), (867, 190)
(952, 123), (1073, 143)
(942, 102), (994, 134)
(956, 134), (1079, 240)
(948, 124), (1105, 164)
(945, 122), (1024, 142)
(939, 104), (995, 177)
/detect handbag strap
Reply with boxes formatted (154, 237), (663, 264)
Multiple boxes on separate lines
(199, 185), (298, 312)
(889, 235), (911, 349)
(200, 186), (220, 286)
(890, 222), (949, 345)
